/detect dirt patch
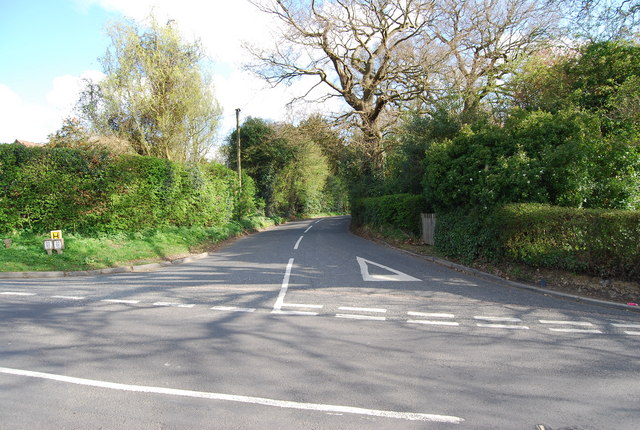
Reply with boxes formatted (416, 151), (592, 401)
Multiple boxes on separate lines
(352, 226), (640, 306)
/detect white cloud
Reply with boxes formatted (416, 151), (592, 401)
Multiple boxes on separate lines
(0, 70), (103, 143)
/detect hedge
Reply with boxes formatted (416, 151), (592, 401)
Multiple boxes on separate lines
(351, 194), (429, 236)
(0, 144), (253, 234)
(435, 203), (640, 281)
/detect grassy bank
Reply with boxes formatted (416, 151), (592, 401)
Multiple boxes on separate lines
(0, 217), (276, 272)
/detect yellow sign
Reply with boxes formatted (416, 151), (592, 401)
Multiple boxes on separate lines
(50, 230), (62, 240)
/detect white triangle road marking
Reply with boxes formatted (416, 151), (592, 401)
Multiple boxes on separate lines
(356, 257), (421, 282)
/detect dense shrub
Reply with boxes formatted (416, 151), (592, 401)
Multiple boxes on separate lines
(351, 194), (429, 236)
(0, 144), (253, 234)
(435, 203), (640, 281)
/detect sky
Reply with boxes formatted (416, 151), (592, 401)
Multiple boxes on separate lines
(0, 0), (331, 147)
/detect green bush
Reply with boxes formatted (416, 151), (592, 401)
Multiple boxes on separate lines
(435, 203), (640, 281)
(0, 144), (253, 234)
(351, 194), (429, 236)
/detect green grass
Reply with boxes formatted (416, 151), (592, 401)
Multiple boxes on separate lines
(0, 217), (276, 272)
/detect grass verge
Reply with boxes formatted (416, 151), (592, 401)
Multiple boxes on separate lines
(0, 216), (276, 272)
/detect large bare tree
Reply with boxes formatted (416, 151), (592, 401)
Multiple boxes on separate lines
(428, 0), (563, 117)
(246, 0), (440, 172)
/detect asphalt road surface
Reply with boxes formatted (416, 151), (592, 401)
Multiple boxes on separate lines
(1, 216), (639, 429)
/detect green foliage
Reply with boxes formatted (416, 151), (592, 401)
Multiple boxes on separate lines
(424, 109), (640, 211)
(351, 194), (429, 236)
(0, 145), (250, 235)
(436, 204), (640, 281)
(76, 16), (221, 162)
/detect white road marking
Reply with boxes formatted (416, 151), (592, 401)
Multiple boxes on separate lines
(294, 236), (304, 250)
(304, 225), (313, 233)
(153, 302), (195, 308)
(539, 320), (593, 326)
(101, 299), (140, 304)
(339, 306), (387, 313)
(336, 314), (386, 321)
(408, 320), (460, 326)
(612, 323), (640, 329)
(0, 292), (36, 296)
(272, 258), (295, 313)
(210, 306), (256, 313)
(51, 295), (85, 300)
(282, 303), (324, 309)
(548, 328), (602, 334)
(356, 257), (421, 282)
(474, 316), (522, 323)
(272, 310), (319, 316)
(0, 366), (464, 423)
(476, 324), (530, 330)
(624, 331), (640, 336)
(408, 312), (455, 318)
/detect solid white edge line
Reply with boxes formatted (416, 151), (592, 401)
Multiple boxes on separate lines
(153, 302), (195, 308)
(408, 312), (455, 319)
(339, 306), (387, 313)
(272, 258), (295, 313)
(548, 328), (602, 333)
(612, 323), (640, 329)
(408, 320), (460, 326)
(101, 299), (140, 304)
(282, 303), (324, 309)
(0, 366), (463, 424)
(0, 292), (36, 296)
(294, 236), (304, 250)
(336, 314), (386, 321)
(474, 316), (522, 323)
(539, 320), (593, 326)
(476, 324), (529, 330)
(51, 296), (85, 300)
(210, 306), (256, 313)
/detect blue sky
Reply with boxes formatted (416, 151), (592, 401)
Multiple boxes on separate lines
(0, 0), (326, 145)
(0, 1), (118, 106)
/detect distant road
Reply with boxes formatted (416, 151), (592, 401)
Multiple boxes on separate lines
(1, 216), (639, 429)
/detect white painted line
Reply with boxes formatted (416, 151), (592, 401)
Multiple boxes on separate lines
(210, 306), (256, 313)
(0, 366), (464, 424)
(101, 299), (140, 304)
(272, 310), (319, 316)
(336, 314), (386, 321)
(408, 320), (460, 326)
(294, 236), (304, 250)
(539, 320), (593, 326)
(408, 312), (455, 319)
(339, 306), (387, 313)
(153, 302), (195, 308)
(476, 324), (529, 330)
(474, 316), (522, 323)
(282, 303), (324, 309)
(612, 323), (640, 329)
(304, 225), (313, 233)
(548, 328), (602, 334)
(272, 258), (295, 313)
(624, 331), (640, 336)
(1, 292), (36, 296)
(51, 295), (85, 300)
(356, 257), (421, 282)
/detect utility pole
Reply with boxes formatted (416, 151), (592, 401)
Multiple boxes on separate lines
(235, 108), (242, 188)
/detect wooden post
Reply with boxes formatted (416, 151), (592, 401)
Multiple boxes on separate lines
(421, 213), (436, 245)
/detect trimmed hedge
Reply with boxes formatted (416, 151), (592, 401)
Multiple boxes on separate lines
(0, 144), (253, 234)
(351, 194), (429, 236)
(435, 203), (640, 281)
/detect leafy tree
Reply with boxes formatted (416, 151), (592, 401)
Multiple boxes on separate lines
(77, 16), (221, 162)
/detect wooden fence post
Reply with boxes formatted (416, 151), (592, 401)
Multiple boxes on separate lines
(421, 213), (436, 245)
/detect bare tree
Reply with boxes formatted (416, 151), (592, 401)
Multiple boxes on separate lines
(246, 0), (441, 172)
(428, 0), (563, 118)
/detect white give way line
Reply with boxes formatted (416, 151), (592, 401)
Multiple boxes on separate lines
(0, 366), (464, 424)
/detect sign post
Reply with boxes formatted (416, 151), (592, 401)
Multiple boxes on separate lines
(44, 230), (64, 255)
